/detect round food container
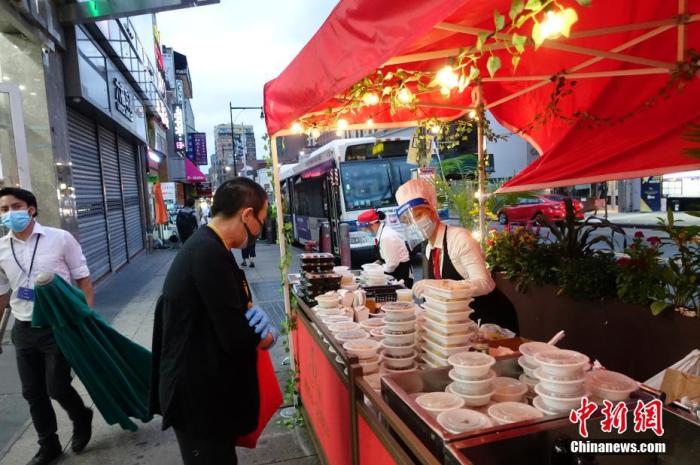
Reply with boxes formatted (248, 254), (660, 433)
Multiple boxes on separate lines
(437, 408), (492, 434)
(359, 357), (380, 375)
(535, 350), (590, 377)
(382, 328), (417, 346)
(448, 351), (496, 378)
(316, 294), (340, 309)
(585, 370), (637, 401)
(517, 355), (540, 378)
(381, 340), (416, 357)
(382, 302), (416, 318)
(448, 369), (496, 395)
(416, 392), (465, 416)
(382, 350), (417, 369)
(382, 363), (418, 374)
(321, 315), (353, 325)
(369, 327), (385, 340)
(328, 321), (360, 333)
(519, 341), (556, 365)
(532, 396), (564, 415)
(534, 384), (586, 411)
(488, 402), (544, 425)
(492, 377), (528, 403)
(360, 318), (385, 331)
(519, 373), (540, 395)
(335, 329), (369, 343)
(343, 339), (381, 359)
(384, 318), (417, 333)
(317, 308), (344, 317)
(445, 383), (494, 407)
(395, 288), (414, 302)
(534, 368), (585, 395)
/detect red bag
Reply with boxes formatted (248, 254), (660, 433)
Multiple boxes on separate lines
(235, 349), (283, 448)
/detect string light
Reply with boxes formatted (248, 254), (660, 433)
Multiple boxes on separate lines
(397, 87), (414, 105)
(291, 122), (303, 134)
(532, 8), (579, 47)
(472, 229), (482, 242)
(468, 109), (478, 119)
(362, 92), (380, 106)
(440, 87), (451, 98)
(430, 124), (440, 135)
(311, 127), (322, 139)
(336, 118), (349, 130)
(366, 118), (374, 127)
(436, 65), (459, 89)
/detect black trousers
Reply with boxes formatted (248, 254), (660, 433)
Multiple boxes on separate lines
(241, 243), (256, 260)
(174, 428), (238, 465)
(12, 321), (88, 447)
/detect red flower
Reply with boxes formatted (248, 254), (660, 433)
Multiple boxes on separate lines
(634, 231), (645, 239)
(617, 257), (632, 266)
(647, 237), (661, 246)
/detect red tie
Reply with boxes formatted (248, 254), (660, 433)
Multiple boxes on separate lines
(431, 248), (442, 280)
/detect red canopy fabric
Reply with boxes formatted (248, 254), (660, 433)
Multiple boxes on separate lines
(263, 0), (700, 191)
(185, 158), (207, 183)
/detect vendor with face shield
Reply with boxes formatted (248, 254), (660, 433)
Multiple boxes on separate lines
(357, 208), (413, 288)
(396, 179), (519, 334)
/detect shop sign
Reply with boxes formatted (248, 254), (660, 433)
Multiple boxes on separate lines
(173, 104), (186, 152)
(175, 79), (184, 104)
(113, 78), (134, 121)
(187, 132), (208, 165)
(641, 176), (662, 211)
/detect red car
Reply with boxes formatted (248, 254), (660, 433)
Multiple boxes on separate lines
(498, 194), (584, 225)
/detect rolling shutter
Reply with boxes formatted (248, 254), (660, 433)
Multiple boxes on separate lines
(99, 125), (128, 270)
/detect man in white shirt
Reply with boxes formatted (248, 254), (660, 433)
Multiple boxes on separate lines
(357, 208), (413, 287)
(0, 188), (94, 465)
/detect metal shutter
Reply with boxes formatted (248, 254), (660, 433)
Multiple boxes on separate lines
(98, 126), (128, 270)
(118, 138), (145, 257)
(68, 109), (110, 280)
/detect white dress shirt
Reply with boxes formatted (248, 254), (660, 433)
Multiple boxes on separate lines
(0, 222), (90, 321)
(425, 223), (495, 297)
(376, 223), (410, 273)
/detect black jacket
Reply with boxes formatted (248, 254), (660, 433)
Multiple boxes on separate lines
(150, 226), (261, 439)
(175, 207), (198, 243)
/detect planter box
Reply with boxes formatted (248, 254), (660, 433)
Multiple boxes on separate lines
(495, 273), (700, 381)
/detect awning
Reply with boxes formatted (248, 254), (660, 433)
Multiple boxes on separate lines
(185, 158), (207, 183)
(263, 0), (700, 191)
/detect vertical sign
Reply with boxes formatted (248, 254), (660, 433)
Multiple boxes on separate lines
(173, 104), (186, 155)
(187, 132), (208, 165)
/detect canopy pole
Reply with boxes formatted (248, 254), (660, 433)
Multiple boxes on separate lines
(678, 0), (687, 61)
(271, 136), (296, 373)
(476, 84), (486, 248)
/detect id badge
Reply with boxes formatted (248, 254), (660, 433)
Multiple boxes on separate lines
(17, 287), (35, 302)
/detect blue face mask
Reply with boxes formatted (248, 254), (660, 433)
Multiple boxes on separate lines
(2, 210), (32, 233)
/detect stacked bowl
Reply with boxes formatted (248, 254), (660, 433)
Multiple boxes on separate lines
(445, 352), (496, 407)
(517, 342), (555, 397)
(532, 349), (589, 415)
(380, 302), (418, 372)
(419, 283), (477, 367)
(361, 263), (388, 287)
(343, 339), (382, 375)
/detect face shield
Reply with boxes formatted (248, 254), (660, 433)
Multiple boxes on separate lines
(397, 198), (438, 250)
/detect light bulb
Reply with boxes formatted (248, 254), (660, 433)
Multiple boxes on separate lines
(472, 229), (482, 242)
(440, 87), (451, 98)
(311, 127), (322, 139)
(436, 65), (459, 89)
(291, 122), (303, 134)
(468, 109), (478, 119)
(397, 87), (414, 105)
(337, 118), (349, 130)
(533, 8), (578, 47)
(430, 124), (440, 135)
(362, 92), (380, 106)
(366, 118), (374, 127)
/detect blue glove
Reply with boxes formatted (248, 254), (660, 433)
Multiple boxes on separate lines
(264, 325), (280, 347)
(245, 306), (270, 335)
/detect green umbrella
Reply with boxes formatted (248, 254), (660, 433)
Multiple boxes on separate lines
(32, 273), (153, 431)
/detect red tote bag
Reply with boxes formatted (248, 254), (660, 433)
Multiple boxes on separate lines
(235, 349), (283, 448)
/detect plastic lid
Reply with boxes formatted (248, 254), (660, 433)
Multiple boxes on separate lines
(416, 392), (465, 411)
(360, 318), (385, 328)
(535, 349), (589, 367)
(488, 402), (544, 424)
(328, 322), (359, 333)
(534, 383), (586, 400)
(370, 327), (385, 337)
(534, 367), (584, 383)
(449, 368), (496, 383)
(343, 339), (381, 352)
(449, 351), (496, 368)
(382, 302), (416, 312)
(322, 316), (352, 324)
(335, 330), (369, 341)
(519, 341), (556, 358)
(492, 377), (528, 396)
(585, 370), (637, 392)
(301, 252), (334, 260)
(519, 373), (539, 387)
(437, 409), (491, 434)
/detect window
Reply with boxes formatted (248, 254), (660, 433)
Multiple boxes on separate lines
(340, 161), (394, 211)
(293, 178), (326, 218)
(389, 159), (414, 191)
(345, 143), (375, 161)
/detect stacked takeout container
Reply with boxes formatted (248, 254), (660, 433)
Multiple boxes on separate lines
(299, 253), (341, 301)
(445, 351), (496, 407)
(418, 283), (478, 367)
(380, 302), (418, 373)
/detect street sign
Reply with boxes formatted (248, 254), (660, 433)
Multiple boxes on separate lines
(187, 132), (208, 165)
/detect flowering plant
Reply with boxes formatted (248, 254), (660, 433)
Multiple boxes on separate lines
(616, 231), (666, 307)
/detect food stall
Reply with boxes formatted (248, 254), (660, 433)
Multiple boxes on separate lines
(263, 1), (700, 463)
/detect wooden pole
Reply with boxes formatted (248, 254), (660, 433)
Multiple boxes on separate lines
(476, 85), (486, 248)
(271, 136), (295, 373)
(678, 0), (688, 62)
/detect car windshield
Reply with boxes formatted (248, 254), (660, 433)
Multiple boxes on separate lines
(340, 161), (394, 211)
(543, 194), (566, 201)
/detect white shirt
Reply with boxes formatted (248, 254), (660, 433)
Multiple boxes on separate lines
(0, 222), (90, 321)
(376, 223), (410, 273)
(425, 223), (495, 297)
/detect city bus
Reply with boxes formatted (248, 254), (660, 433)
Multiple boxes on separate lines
(280, 137), (414, 265)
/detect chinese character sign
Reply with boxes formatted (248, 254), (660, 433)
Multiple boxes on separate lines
(569, 397), (664, 438)
(187, 133), (208, 166)
(173, 104), (186, 153)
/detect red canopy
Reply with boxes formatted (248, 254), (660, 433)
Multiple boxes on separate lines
(263, 0), (700, 191)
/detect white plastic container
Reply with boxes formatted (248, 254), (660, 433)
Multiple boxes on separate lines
(369, 327), (385, 341)
(449, 352), (496, 378)
(519, 374), (540, 395)
(534, 368), (585, 395)
(316, 294), (341, 308)
(321, 315), (353, 325)
(382, 328), (416, 346)
(423, 294), (473, 313)
(360, 318), (385, 331)
(382, 363), (419, 374)
(415, 392), (465, 416)
(421, 348), (450, 367)
(328, 321), (360, 333)
(532, 396), (564, 415)
(362, 263), (384, 274)
(518, 341), (556, 365)
(584, 370), (637, 401)
(381, 340), (416, 357)
(535, 350), (590, 377)
(395, 288), (414, 302)
(422, 281), (474, 300)
(534, 384), (585, 411)
(491, 377), (528, 403)
(423, 319), (477, 337)
(422, 337), (471, 359)
(382, 350), (417, 370)
(445, 383), (494, 407)
(384, 318), (417, 333)
(422, 308), (474, 325)
(317, 308), (345, 317)
(437, 409), (492, 434)
(382, 301), (416, 315)
(488, 402), (544, 425)
(343, 339), (381, 359)
(423, 327), (476, 347)
(517, 355), (539, 378)
(335, 329), (370, 344)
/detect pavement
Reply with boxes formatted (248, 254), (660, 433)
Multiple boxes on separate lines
(0, 242), (318, 465)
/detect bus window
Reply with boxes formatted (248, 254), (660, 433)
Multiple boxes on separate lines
(294, 178), (326, 218)
(340, 161), (394, 211)
(345, 143), (375, 161)
(374, 140), (410, 158)
(389, 158), (415, 191)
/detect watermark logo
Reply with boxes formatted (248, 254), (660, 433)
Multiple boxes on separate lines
(569, 397), (664, 438)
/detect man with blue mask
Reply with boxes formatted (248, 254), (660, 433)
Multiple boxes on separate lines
(0, 188), (94, 465)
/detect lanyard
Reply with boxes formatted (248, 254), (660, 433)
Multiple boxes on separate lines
(10, 235), (41, 282)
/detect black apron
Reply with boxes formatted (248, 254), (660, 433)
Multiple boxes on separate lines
(376, 225), (414, 288)
(427, 226), (519, 334)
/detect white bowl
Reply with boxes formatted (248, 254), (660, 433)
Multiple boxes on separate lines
(535, 350), (590, 377)
(519, 374), (540, 394)
(321, 315), (353, 325)
(422, 308), (474, 325)
(343, 339), (381, 359)
(384, 310), (416, 323)
(517, 355), (539, 378)
(395, 289), (414, 302)
(492, 377), (528, 403)
(584, 370), (637, 401)
(316, 294), (340, 308)
(381, 340), (416, 357)
(445, 383), (494, 407)
(384, 319), (416, 333)
(382, 302), (416, 315)
(534, 367), (585, 395)
(382, 328), (417, 346)
(369, 327), (385, 340)
(421, 338), (471, 359)
(359, 357), (380, 375)
(532, 395), (565, 415)
(488, 402), (544, 425)
(335, 329), (369, 343)
(416, 392), (465, 416)
(317, 308), (344, 317)
(449, 352), (496, 378)
(519, 341), (556, 365)
(360, 318), (385, 330)
(328, 321), (360, 333)
(362, 263), (383, 273)
(534, 384), (586, 411)
(437, 408), (492, 434)
(382, 350), (417, 369)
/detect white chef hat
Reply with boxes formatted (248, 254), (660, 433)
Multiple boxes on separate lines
(395, 179), (437, 210)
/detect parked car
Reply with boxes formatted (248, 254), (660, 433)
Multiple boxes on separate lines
(498, 194), (584, 225)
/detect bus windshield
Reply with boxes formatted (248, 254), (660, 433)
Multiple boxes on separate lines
(340, 161), (394, 211)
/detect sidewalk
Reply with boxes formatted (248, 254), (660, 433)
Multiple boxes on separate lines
(0, 243), (318, 465)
